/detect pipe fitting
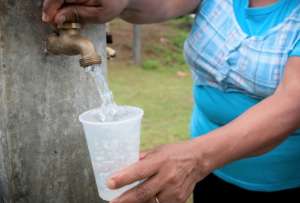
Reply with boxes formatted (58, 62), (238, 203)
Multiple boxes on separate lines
(46, 23), (102, 68)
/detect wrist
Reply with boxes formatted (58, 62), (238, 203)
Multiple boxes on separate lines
(121, 0), (134, 11)
(192, 132), (230, 175)
(120, 0), (142, 23)
(125, 0), (134, 8)
(187, 139), (214, 180)
(119, 0), (132, 11)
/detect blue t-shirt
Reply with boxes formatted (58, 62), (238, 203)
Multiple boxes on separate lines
(191, 0), (300, 192)
(234, 0), (300, 56)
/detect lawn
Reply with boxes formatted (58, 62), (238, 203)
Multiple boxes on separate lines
(109, 61), (193, 149)
(108, 18), (194, 202)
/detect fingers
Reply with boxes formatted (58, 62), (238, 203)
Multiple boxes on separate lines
(43, 0), (127, 25)
(43, 0), (100, 24)
(53, 5), (101, 25)
(43, 0), (64, 22)
(111, 174), (162, 203)
(107, 158), (160, 190)
(53, 4), (121, 25)
(69, 0), (102, 6)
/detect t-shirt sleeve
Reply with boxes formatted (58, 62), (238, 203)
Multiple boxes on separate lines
(289, 40), (300, 57)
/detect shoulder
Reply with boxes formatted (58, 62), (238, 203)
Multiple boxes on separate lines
(196, 0), (233, 17)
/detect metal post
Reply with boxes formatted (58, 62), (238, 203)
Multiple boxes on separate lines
(133, 25), (142, 65)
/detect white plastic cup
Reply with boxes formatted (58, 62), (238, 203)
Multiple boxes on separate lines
(79, 106), (144, 201)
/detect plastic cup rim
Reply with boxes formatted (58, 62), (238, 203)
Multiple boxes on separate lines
(79, 105), (144, 126)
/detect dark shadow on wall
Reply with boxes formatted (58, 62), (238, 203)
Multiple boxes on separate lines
(0, 180), (6, 203)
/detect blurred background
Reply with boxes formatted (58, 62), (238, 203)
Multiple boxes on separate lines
(108, 17), (194, 150)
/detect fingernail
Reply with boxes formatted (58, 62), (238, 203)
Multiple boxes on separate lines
(140, 154), (146, 160)
(107, 179), (116, 189)
(42, 12), (49, 22)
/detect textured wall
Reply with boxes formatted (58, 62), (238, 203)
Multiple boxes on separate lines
(0, 0), (107, 202)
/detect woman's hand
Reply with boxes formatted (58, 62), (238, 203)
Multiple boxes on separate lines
(107, 141), (211, 203)
(42, 0), (130, 25)
(43, 0), (202, 25)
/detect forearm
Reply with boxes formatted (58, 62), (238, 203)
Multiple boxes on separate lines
(195, 88), (300, 172)
(121, 0), (201, 24)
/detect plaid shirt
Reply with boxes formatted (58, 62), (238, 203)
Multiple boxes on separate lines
(184, 0), (300, 99)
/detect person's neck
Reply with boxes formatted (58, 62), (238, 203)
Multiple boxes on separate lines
(249, 0), (278, 8)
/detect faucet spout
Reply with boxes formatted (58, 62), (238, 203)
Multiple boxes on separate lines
(47, 23), (102, 68)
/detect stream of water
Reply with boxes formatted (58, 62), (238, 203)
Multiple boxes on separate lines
(86, 64), (119, 122)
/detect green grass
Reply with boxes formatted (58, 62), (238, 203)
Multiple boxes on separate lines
(108, 63), (193, 150)
(142, 59), (161, 70)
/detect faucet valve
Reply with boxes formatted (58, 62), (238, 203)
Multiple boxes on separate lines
(47, 23), (102, 68)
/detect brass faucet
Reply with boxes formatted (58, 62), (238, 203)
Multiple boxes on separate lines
(46, 23), (102, 68)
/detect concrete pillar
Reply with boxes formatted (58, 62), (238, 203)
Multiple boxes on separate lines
(0, 1), (107, 202)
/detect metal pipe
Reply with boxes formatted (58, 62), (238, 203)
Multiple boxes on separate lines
(46, 23), (102, 68)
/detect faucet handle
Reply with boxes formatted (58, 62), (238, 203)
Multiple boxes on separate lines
(57, 23), (81, 30)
